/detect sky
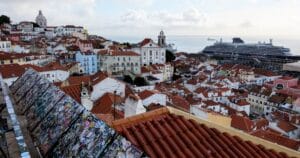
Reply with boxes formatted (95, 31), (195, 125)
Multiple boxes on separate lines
(1, 0), (300, 39)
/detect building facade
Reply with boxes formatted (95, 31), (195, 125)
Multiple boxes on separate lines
(131, 38), (166, 66)
(99, 49), (141, 75)
(35, 10), (47, 28)
(75, 51), (98, 74)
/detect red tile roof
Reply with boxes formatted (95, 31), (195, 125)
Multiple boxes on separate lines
(231, 114), (254, 132)
(251, 130), (300, 150)
(140, 38), (152, 47)
(98, 49), (140, 56)
(66, 71), (108, 86)
(91, 92), (122, 114)
(0, 64), (25, 78)
(138, 90), (157, 100)
(235, 100), (250, 106)
(60, 85), (81, 103)
(94, 114), (114, 125)
(277, 120), (298, 133)
(278, 76), (295, 80)
(170, 95), (190, 111)
(113, 108), (292, 158)
(255, 118), (269, 130)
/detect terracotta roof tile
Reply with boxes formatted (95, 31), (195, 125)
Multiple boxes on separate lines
(0, 64), (25, 78)
(67, 71), (108, 86)
(60, 85), (81, 103)
(98, 49), (140, 56)
(138, 90), (157, 100)
(231, 114), (254, 132)
(170, 95), (190, 111)
(277, 120), (298, 133)
(112, 108), (292, 158)
(251, 130), (300, 150)
(91, 92), (122, 114)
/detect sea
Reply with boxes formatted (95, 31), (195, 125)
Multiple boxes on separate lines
(105, 35), (300, 55)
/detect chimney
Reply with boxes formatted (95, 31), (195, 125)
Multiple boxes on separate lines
(81, 85), (93, 110)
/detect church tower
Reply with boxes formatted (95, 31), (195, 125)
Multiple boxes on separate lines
(158, 30), (166, 47)
(35, 10), (47, 28)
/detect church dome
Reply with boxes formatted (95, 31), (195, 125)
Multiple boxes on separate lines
(35, 10), (47, 28)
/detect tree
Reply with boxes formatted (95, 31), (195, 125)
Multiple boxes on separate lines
(134, 77), (147, 86)
(123, 75), (133, 84)
(166, 49), (175, 62)
(0, 15), (11, 25)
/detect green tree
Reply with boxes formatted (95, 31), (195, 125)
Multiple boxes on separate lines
(0, 15), (11, 25)
(134, 77), (147, 86)
(166, 50), (175, 62)
(123, 75), (133, 84)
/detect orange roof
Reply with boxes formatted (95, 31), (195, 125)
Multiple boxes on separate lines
(0, 64), (25, 78)
(235, 100), (250, 106)
(66, 71), (108, 86)
(60, 85), (81, 103)
(170, 95), (190, 111)
(0, 52), (34, 60)
(140, 38), (152, 47)
(141, 66), (150, 73)
(112, 107), (290, 158)
(277, 120), (298, 132)
(251, 130), (300, 150)
(231, 114), (254, 132)
(278, 76), (295, 80)
(98, 49), (140, 56)
(94, 114), (114, 126)
(91, 92), (122, 114)
(138, 90), (157, 100)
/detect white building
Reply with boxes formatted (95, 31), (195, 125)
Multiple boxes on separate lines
(99, 49), (141, 75)
(90, 76), (126, 101)
(138, 90), (167, 107)
(131, 38), (166, 66)
(35, 10), (47, 28)
(55, 25), (84, 36)
(0, 39), (11, 52)
(124, 94), (146, 117)
(17, 21), (34, 33)
(227, 98), (251, 116)
(247, 87), (272, 115)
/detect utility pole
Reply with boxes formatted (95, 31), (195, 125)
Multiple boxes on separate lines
(113, 90), (116, 120)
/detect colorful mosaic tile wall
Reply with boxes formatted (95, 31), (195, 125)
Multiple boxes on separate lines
(10, 69), (145, 158)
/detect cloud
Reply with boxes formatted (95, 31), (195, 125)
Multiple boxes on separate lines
(120, 8), (206, 28)
(239, 21), (253, 28)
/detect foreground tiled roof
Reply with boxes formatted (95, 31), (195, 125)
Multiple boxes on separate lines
(252, 130), (300, 150)
(113, 107), (297, 158)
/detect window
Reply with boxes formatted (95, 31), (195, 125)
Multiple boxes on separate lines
(150, 50), (152, 56)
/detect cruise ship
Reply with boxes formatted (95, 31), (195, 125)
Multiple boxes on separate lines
(203, 37), (292, 56)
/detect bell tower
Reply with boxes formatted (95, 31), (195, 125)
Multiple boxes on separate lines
(158, 30), (166, 47)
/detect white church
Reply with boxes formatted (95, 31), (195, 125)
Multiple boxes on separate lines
(35, 10), (47, 28)
(131, 31), (167, 66)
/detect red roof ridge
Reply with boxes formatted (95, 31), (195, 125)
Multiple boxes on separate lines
(112, 107), (299, 157)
